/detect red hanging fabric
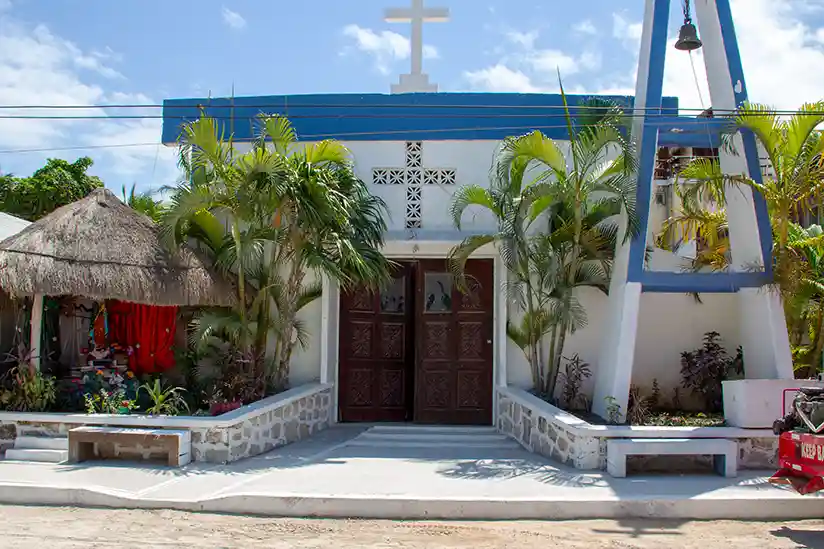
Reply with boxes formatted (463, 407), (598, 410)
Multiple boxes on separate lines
(107, 300), (178, 375)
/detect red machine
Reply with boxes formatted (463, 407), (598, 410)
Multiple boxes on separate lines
(769, 387), (824, 494)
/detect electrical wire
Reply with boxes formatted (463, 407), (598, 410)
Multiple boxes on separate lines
(0, 101), (815, 117)
(0, 102), (717, 112)
(0, 118), (732, 156)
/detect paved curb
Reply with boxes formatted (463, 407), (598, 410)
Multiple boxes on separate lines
(1, 483), (824, 520)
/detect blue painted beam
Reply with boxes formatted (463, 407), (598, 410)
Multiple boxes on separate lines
(716, 0), (774, 278)
(640, 271), (770, 293)
(627, 0), (671, 286)
(161, 92), (690, 144)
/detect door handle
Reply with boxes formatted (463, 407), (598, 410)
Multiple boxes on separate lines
(486, 339), (492, 344)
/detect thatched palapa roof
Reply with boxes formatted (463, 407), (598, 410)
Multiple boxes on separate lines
(0, 188), (235, 307)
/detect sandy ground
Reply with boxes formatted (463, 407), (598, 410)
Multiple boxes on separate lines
(0, 505), (822, 548)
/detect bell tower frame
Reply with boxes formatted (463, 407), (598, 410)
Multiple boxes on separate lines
(592, 0), (793, 420)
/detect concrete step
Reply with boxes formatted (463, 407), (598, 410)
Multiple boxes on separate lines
(14, 436), (68, 451)
(351, 426), (519, 449)
(5, 448), (68, 463)
(367, 425), (499, 435)
(357, 431), (511, 444)
(346, 439), (521, 449)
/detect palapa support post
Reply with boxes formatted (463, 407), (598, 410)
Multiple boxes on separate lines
(29, 293), (43, 371)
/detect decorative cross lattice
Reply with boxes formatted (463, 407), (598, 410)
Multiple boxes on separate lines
(372, 141), (456, 229)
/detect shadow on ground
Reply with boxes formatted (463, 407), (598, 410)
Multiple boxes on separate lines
(771, 525), (824, 548)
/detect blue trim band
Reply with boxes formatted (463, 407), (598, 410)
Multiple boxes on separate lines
(716, 0), (774, 278)
(641, 271), (770, 293)
(627, 0), (671, 284)
(161, 92), (695, 145)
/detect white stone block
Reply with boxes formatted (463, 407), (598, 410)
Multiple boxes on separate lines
(606, 438), (737, 478)
(723, 379), (824, 429)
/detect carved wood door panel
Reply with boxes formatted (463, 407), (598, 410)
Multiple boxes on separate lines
(338, 263), (414, 422)
(414, 259), (494, 425)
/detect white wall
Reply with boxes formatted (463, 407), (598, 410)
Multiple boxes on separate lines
(505, 289), (743, 408)
(347, 140), (500, 232)
(231, 138), (748, 402)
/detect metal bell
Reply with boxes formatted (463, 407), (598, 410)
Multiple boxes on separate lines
(675, 22), (702, 51)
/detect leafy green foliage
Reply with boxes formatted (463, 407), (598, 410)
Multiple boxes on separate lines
(557, 354), (592, 411)
(84, 388), (138, 414)
(0, 157), (103, 220)
(603, 396), (622, 425)
(449, 84), (638, 401)
(680, 331), (743, 413)
(163, 114), (391, 392)
(642, 412), (725, 427)
(139, 378), (189, 416)
(122, 183), (166, 222)
(0, 366), (57, 412)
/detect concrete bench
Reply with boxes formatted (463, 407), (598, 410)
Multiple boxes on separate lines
(68, 427), (191, 467)
(606, 438), (737, 478)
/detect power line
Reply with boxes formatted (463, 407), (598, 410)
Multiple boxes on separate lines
(0, 113), (733, 120)
(0, 119), (740, 155)
(0, 142), (159, 154)
(0, 101), (719, 113)
(0, 101), (815, 117)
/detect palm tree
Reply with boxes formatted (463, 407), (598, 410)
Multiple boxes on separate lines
(449, 91), (638, 400)
(678, 101), (824, 296)
(784, 224), (824, 373)
(122, 184), (166, 222)
(162, 114), (391, 391)
(660, 101), (824, 374)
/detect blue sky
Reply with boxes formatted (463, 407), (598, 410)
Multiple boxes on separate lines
(0, 0), (823, 193)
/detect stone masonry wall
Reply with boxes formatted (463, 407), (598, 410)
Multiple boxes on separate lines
(497, 389), (601, 469)
(0, 384), (334, 465)
(191, 387), (333, 463)
(0, 421), (15, 455)
(498, 388), (779, 472)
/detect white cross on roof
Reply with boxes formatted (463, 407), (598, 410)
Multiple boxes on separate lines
(384, 0), (449, 93)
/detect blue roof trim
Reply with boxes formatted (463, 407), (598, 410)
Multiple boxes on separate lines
(627, 0), (671, 286)
(640, 271), (770, 293)
(716, 0), (774, 279)
(161, 92), (700, 145)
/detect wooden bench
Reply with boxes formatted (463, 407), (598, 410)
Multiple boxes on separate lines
(68, 427), (191, 467)
(606, 438), (737, 478)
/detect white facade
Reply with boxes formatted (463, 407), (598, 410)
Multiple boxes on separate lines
(256, 136), (752, 416)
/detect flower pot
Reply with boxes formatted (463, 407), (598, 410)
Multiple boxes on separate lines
(117, 407), (131, 415)
(722, 379), (824, 428)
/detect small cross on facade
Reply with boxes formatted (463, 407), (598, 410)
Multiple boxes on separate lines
(373, 141), (457, 229)
(385, 0), (449, 93)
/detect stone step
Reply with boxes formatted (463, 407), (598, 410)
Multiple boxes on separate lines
(5, 448), (68, 463)
(358, 431), (511, 444)
(346, 439), (521, 449)
(14, 436), (68, 451)
(367, 425), (498, 435)
(351, 426), (519, 449)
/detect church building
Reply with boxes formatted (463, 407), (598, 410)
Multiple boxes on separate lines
(161, 0), (791, 426)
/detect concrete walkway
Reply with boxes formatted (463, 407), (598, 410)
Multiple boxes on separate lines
(0, 425), (821, 520)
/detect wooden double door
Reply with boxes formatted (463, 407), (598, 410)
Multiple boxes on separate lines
(338, 259), (494, 425)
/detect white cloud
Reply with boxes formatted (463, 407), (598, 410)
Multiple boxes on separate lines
(724, 0), (824, 111)
(0, 18), (178, 190)
(593, 0), (824, 113)
(530, 49), (581, 75)
(221, 7), (246, 31)
(463, 64), (538, 93)
(573, 20), (597, 36)
(612, 13), (643, 50)
(342, 24), (438, 75)
(506, 30), (539, 49)
(463, 28), (602, 91)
